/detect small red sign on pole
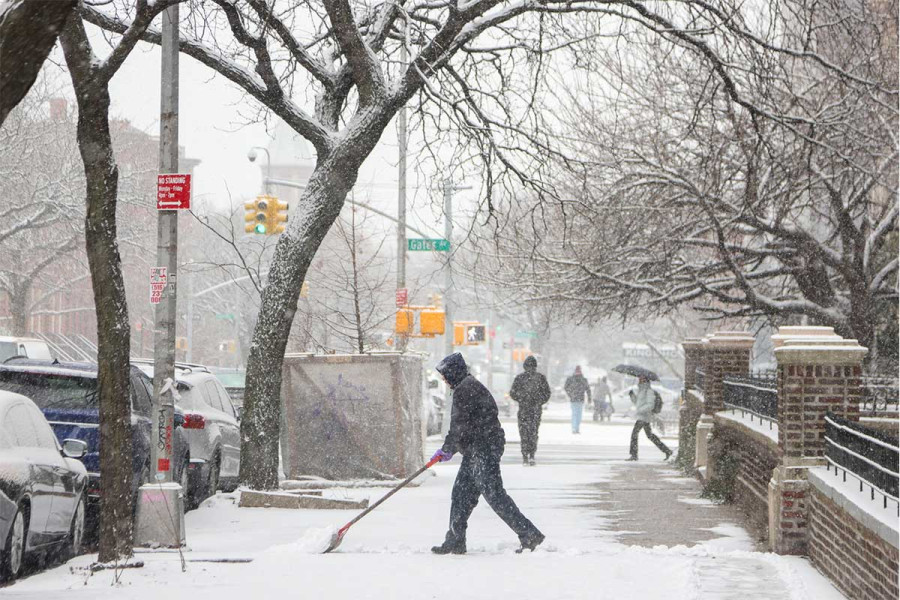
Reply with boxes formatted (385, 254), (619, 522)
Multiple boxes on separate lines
(150, 267), (167, 304)
(157, 458), (170, 472)
(157, 173), (192, 210)
(396, 288), (408, 307)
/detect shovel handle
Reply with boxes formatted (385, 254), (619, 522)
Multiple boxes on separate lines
(338, 456), (442, 532)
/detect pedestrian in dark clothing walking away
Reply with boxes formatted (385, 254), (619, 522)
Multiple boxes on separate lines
(430, 353), (545, 555)
(564, 366), (591, 434)
(510, 356), (551, 466)
(627, 376), (672, 461)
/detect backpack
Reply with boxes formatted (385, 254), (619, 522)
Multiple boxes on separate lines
(652, 391), (663, 414)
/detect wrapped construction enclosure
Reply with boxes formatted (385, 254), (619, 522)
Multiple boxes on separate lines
(281, 352), (425, 480)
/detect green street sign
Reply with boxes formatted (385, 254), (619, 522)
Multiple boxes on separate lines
(515, 330), (538, 339)
(408, 238), (450, 252)
(216, 313), (235, 321)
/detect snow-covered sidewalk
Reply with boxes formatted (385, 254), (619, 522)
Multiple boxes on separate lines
(5, 422), (846, 599)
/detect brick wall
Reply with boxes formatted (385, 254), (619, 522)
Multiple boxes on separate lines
(808, 485), (899, 600)
(709, 415), (781, 536)
(703, 337), (752, 414)
(778, 364), (862, 459)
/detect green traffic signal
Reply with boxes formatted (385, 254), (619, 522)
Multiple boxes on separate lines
(255, 223), (267, 234)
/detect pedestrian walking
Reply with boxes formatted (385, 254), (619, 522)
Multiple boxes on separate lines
(509, 356), (551, 466)
(592, 376), (614, 422)
(430, 352), (545, 555)
(627, 376), (672, 461)
(564, 366), (591, 434)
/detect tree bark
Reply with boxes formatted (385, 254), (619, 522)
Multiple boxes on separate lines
(0, 0), (76, 126)
(59, 20), (134, 563)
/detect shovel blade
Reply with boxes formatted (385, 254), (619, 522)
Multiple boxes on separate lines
(323, 528), (346, 554)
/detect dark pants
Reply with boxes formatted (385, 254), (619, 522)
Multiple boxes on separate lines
(630, 420), (671, 458)
(517, 408), (542, 459)
(444, 442), (542, 546)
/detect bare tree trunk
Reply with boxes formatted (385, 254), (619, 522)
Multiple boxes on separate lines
(10, 286), (28, 337)
(239, 153), (357, 490)
(349, 206), (364, 354)
(60, 20), (134, 563)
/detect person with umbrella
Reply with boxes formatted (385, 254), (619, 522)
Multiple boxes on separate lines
(613, 365), (672, 461)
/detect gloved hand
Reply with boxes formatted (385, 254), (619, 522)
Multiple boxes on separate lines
(431, 449), (454, 463)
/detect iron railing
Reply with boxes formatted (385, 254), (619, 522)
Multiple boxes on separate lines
(824, 413), (899, 509)
(860, 376), (899, 417)
(694, 368), (705, 393)
(722, 370), (778, 425)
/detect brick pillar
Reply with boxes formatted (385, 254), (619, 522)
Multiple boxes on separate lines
(767, 326), (867, 555)
(694, 332), (753, 475)
(681, 338), (704, 389)
(703, 332), (754, 415)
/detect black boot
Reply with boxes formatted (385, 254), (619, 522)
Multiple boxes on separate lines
(431, 540), (466, 555)
(516, 531), (545, 553)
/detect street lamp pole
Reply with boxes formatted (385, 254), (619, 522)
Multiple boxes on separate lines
(440, 179), (471, 436)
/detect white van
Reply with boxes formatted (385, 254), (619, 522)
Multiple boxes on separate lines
(0, 337), (53, 362)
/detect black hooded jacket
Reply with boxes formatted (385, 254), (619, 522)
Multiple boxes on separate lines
(437, 353), (504, 455)
(510, 357), (551, 413)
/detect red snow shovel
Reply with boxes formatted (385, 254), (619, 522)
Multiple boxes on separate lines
(324, 456), (442, 553)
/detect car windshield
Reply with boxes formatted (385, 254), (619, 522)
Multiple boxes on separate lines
(0, 371), (98, 410)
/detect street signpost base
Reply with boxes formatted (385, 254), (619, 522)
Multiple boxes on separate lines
(134, 482), (185, 548)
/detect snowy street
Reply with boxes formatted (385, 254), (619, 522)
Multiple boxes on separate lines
(5, 417), (846, 600)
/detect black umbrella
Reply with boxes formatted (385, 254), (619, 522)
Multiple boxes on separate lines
(612, 364), (659, 381)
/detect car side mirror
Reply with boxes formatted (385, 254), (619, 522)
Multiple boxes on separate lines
(61, 438), (88, 459)
(235, 406), (243, 422)
(427, 380), (439, 389)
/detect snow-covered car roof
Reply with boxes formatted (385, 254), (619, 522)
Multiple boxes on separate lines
(0, 389), (37, 412)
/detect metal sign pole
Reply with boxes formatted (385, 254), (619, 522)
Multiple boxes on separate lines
(136, 2), (185, 548)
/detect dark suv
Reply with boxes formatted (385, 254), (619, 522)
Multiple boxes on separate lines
(0, 360), (191, 535)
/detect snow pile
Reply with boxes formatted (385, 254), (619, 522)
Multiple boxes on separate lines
(262, 526), (339, 555)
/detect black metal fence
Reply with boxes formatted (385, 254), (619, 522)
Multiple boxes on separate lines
(860, 376), (899, 417)
(694, 368), (705, 393)
(824, 413), (899, 505)
(722, 370), (778, 424)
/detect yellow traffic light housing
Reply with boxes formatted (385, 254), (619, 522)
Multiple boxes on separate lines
(267, 198), (289, 234)
(244, 196), (270, 234)
(420, 309), (445, 336)
(395, 309), (414, 335)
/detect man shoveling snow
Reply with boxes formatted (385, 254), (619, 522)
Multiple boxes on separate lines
(430, 352), (545, 555)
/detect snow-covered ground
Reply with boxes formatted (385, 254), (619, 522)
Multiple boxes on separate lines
(5, 422), (846, 599)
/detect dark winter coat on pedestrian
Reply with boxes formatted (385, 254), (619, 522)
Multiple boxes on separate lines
(564, 373), (591, 403)
(437, 352), (504, 456)
(509, 357), (551, 413)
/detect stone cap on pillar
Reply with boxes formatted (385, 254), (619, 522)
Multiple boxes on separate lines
(774, 332), (868, 365)
(707, 331), (755, 348)
(681, 337), (705, 350)
(771, 326), (840, 348)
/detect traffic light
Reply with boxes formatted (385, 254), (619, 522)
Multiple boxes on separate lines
(244, 195), (288, 235)
(244, 196), (269, 234)
(176, 337), (188, 351)
(395, 309), (414, 334)
(266, 198), (289, 234)
(420, 309), (445, 336)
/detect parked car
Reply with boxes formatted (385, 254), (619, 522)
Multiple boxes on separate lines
(0, 360), (192, 535)
(0, 390), (88, 581)
(0, 337), (52, 363)
(135, 361), (241, 504)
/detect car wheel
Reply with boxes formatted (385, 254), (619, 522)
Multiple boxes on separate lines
(67, 496), (86, 559)
(1, 506), (27, 580)
(206, 454), (220, 500)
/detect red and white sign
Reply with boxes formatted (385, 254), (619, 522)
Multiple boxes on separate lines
(395, 288), (408, 307)
(150, 267), (167, 304)
(157, 173), (192, 210)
